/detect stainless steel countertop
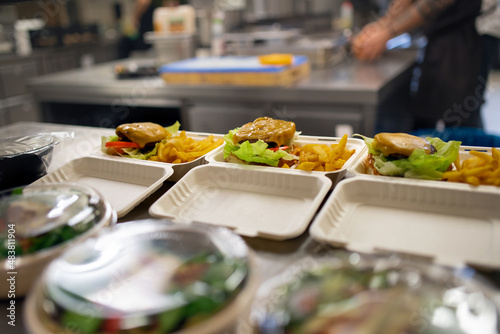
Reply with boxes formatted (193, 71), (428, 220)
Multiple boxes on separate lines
(28, 50), (417, 107)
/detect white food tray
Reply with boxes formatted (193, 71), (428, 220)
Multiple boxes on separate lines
(349, 145), (500, 190)
(31, 156), (173, 218)
(94, 131), (224, 182)
(149, 164), (332, 240)
(310, 177), (500, 269)
(204, 135), (365, 188)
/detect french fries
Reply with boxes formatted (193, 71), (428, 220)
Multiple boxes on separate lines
(149, 131), (223, 164)
(295, 134), (355, 172)
(442, 147), (500, 186)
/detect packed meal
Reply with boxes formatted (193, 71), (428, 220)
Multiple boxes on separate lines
(0, 187), (102, 258)
(258, 261), (500, 334)
(443, 147), (500, 186)
(357, 132), (461, 180)
(223, 117), (355, 171)
(101, 121), (223, 163)
(36, 240), (249, 333)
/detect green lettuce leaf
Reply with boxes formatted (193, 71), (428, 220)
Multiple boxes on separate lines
(100, 135), (119, 154)
(120, 142), (159, 160)
(222, 127), (293, 167)
(165, 121), (181, 135)
(355, 134), (461, 180)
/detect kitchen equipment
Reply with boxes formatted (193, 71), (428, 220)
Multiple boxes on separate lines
(14, 19), (44, 56)
(143, 31), (196, 65)
(158, 55), (310, 86)
(25, 219), (258, 334)
(0, 183), (116, 298)
(230, 31), (352, 68)
(153, 5), (196, 34)
(114, 63), (158, 79)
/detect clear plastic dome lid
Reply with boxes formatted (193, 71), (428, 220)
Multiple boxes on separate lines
(0, 135), (57, 157)
(33, 220), (252, 333)
(0, 184), (110, 257)
(256, 252), (500, 334)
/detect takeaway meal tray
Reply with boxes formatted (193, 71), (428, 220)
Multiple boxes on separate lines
(348, 144), (500, 190)
(309, 177), (500, 269)
(205, 135), (366, 189)
(149, 164), (332, 240)
(30, 156), (173, 218)
(94, 131), (224, 182)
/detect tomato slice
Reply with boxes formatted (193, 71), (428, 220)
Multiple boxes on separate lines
(102, 317), (121, 333)
(105, 141), (140, 148)
(268, 146), (289, 152)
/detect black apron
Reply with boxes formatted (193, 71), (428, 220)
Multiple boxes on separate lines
(413, 0), (483, 130)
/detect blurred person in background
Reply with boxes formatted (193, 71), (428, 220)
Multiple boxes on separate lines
(352, 0), (500, 131)
(477, 0), (500, 98)
(118, 0), (181, 59)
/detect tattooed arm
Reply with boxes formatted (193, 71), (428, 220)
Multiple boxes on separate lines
(352, 0), (455, 61)
(387, 0), (456, 36)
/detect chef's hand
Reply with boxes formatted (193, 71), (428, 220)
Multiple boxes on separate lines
(351, 22), (392, 61)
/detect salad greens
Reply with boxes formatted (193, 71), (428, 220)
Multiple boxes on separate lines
(358, 135), (461, 180)
(223, 127), (298, 167)
(0, 223), (95, 258)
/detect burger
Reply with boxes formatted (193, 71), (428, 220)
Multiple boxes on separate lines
(223, 117), (300, 167)
(358, 132), (461, 180)
(101, 121), (179, 159)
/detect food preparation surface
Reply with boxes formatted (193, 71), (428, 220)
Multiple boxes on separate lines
(28, 50), (417, 136)
(29, 51), (415, 104)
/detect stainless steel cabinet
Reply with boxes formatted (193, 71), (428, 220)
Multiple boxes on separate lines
(0, 95), (40, 125)
(0, 41), (119, 126)
(270, 103), (362, 137)
(183, 102), (269, 133)
(183, 102), (363, 137)
(7, 95), (40, 123)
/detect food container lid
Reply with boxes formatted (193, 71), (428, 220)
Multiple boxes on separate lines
(0, 184), (112, 256)
(26, 219), (255, 334)
(0, 135), (57, 158)
(254, 252), (500, 334)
